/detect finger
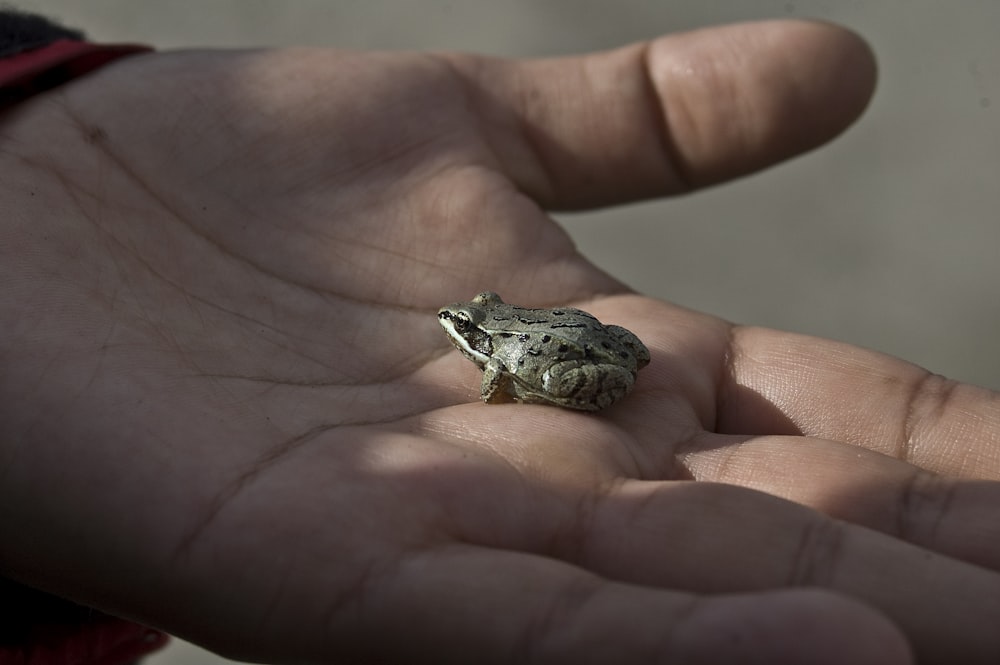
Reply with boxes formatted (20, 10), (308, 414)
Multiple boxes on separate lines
(452, 20), (876, 209)
(343, 545), (910, 665)
(584, 480), (1000, 663)
(720, 326), (1000, 478)
(679, 432), (1000, 571)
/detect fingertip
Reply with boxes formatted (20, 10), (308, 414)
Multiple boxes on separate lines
(773, 20), (878, 148)
(650, 19), (878, 189)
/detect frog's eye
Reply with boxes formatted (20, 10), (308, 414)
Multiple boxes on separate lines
(452, 313), (473, 332)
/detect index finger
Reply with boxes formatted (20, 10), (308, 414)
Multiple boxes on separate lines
(446, 20), (876, 209)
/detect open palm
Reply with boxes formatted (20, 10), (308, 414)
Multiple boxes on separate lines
(3, 20), (999, 664)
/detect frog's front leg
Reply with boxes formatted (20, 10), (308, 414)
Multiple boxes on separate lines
(480, 357), (514, 404)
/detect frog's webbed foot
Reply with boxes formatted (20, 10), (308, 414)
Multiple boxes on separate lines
(481, 358), (515, 404)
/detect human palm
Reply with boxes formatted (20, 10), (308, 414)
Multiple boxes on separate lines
(3, 20), (999, 664)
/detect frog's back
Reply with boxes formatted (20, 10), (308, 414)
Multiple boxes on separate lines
(506, 305), (645, 370)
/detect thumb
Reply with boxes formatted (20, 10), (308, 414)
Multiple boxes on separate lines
(447, 19), (876, 209)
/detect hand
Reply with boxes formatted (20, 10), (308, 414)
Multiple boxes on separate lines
(2, 19), (996, 664)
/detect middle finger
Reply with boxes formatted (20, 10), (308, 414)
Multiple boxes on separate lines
(678, 432), (1000, 572)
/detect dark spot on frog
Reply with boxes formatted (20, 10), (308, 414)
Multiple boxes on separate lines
(518, 333), (530, 342)
(557, 344), (569, 353)
(541, 334), (551, 343)
(551, 310), (564, 316)
(499, 332), (514, 338)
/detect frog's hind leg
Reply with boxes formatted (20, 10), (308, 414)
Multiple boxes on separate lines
(543, 361), (635, 411)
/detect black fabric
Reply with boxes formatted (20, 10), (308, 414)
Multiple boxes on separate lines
(0, 6), (85, 58)
(0, 577), (96, 646)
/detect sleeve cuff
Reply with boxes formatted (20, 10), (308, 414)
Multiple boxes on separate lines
(0, 39), (152, 109)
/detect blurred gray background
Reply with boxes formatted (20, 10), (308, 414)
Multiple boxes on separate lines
(13, 1), (999, 663)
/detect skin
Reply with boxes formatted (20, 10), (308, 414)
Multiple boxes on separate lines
(1, 19), (998, 664)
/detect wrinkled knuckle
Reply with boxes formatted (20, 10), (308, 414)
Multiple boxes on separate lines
(899, 371), (960, 461)
(787, 519), (847, 587)
(546, 481), (619, 562)
(519, 576), (605, 664)
(523, 580), (686, 665)
(654, 595), (710, 663)
(895, 469), (956, 545)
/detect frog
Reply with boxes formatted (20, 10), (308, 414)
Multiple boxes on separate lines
(437, 291), (650, 411)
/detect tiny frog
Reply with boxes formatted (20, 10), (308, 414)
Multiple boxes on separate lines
(438, 292), (650, 411)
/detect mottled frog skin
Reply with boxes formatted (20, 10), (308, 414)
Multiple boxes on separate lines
(438, 292), (650, 411)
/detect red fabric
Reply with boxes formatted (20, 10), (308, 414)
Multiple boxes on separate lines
(0, 39), (151, 108)
(0, 615), (168, 665)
